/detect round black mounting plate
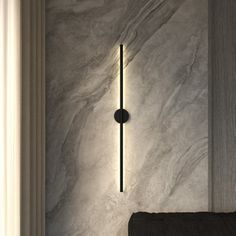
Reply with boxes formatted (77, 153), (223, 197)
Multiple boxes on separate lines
(114, 109), (129, 123)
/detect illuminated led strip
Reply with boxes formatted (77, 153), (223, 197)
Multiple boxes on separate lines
(114, 45), (129, 192)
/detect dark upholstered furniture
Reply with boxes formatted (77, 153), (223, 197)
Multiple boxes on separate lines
(128, 212), (236, 236)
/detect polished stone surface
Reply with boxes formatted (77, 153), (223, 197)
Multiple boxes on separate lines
(46, 0), (208, 235)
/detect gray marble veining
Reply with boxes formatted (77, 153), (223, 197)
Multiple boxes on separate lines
(46, 0), (208, 235)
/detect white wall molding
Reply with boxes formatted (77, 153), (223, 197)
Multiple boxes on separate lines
(0, 0), (21, 235)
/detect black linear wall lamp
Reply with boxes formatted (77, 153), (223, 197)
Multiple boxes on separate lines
(114, 44), (129, 192)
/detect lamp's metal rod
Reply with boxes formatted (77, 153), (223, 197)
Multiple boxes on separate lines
(120, 44), (123, 192)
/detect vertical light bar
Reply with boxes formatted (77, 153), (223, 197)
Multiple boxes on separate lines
(114, 45), (129, 192)
(120, 44), (124, 192)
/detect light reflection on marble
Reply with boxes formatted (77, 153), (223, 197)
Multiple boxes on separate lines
(46, 0), (208, 235)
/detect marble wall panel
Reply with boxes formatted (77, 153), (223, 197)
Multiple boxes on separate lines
(46, 0), (208, 235)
